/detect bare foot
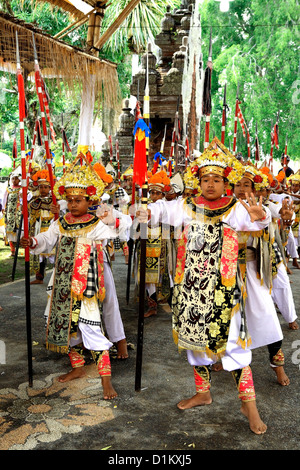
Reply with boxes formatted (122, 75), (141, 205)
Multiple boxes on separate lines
(292, 259), (300, 269)
(0, 306), (3, 311)
(241, 401), (267, 435)
(289, 320), (299, 330)
(212, 363), (223, 372)
(30, 279), (44, 285)
(58, 367), (86, 382)
(117, 338), (128, 359)
(144, 308), (157, 318)
(177, 392), (212, 410)
(286, 266), (292, 275)
(272, 365), (290, 386)
(101, 376), (118, 400)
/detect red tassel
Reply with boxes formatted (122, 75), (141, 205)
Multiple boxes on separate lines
(17, 72), (26, 121)
(273, 123), (279, 149)
(152, 160), (159, 174)
(133, 137), (147, 188)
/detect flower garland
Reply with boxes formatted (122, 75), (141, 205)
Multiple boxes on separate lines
(242, 165), (269, 191)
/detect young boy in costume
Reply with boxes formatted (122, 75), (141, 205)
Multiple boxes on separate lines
(233, 165), (291, 386)
(3, 169), (22, 256)
(28, 169), (66, 284)
(138, 137), (269, 435)
(254, 170), (298, 331)
(287, 174), (300, 263)
(140, 170), (171, 317)
(92, 162), (131, 360)
(21, 155), (130, 400)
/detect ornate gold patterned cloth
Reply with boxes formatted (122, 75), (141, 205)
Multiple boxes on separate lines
(172, 196), (245, 360)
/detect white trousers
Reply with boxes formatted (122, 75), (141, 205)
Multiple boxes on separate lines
(69, 321), (113, 352)
(272, 263), (297, 323)
(287, 229), (298, 258)
(245, 260), (283, 349)
(102, 261), (126, 343)
(187, 310), (252, 372)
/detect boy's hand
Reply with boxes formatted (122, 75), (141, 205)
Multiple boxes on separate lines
(136, 208), (150, 223)
(50, 203), (60, 214)
(96, 204), (115, 225)
(280, 198), (294, 222)
(20, 236), (33, 248)
(239, 193), (266, 222)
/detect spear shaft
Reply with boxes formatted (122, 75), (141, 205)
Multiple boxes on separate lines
(16, 31), (33, 387)
(135, 45), (150, 392)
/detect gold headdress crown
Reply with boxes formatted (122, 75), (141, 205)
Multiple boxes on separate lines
(53, 153), (106, 201)
(184, 137), (244, 193)
(121, 165), (133, 180)
(287, 174), (300, 184)
(241, 164), (269, 191)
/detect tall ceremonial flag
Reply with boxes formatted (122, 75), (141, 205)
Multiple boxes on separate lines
(237, 101), (246, 137)
(27, 119), (43, 185)
(116, 139), (121, 185)
(232, 83), (239, 156)
(16, 31), (33, 387)
(202, 29), (213, 149)
(246, 126), (251, 162)
(185, 123), (190, 169)
(135, 44), (151, 392)
(61, 113), (71, 174)
(32, 33), (58, 219)
(108, 135), (113, 163)
(221, 83), (228, 144)
(269, 123), (274, 172)
(255, 122), (260, 166)
(273, 111), (279, 150)
(153, 124), (166, 174)
(12, 137), (18, 169)
(283, 135), (288, 172)
(169, 97), (180, 176)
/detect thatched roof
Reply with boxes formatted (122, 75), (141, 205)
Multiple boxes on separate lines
(0, 10), (119, 106)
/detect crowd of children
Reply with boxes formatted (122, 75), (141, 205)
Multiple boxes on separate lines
(1, 136), (299, 435)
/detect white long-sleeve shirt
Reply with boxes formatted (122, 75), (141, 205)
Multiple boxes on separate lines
(30, 210), (131, 255)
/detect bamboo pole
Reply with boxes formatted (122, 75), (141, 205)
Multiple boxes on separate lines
(93, 0), (142, 50)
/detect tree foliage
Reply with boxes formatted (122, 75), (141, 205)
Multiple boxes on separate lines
(199, 0), (299, 160)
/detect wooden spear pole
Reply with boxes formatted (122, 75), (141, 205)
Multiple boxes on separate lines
(16, 31), (33, 387)
(135, 44), (150, 392)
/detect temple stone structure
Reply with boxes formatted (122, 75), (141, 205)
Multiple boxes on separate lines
(102, 0), (198, 173)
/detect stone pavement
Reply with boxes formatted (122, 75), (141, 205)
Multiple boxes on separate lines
(0, 252), (299, 453)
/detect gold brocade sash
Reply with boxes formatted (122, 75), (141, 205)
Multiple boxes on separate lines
(172, 221), (241, 359)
